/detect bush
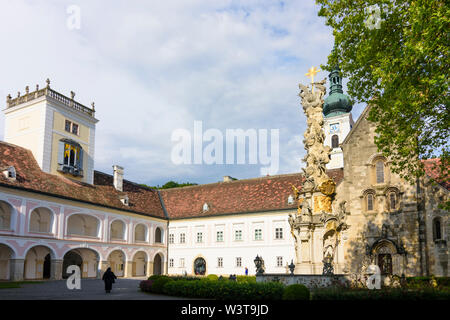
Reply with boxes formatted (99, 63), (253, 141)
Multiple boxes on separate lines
(311, 287), (450, 300)
(206, 274), (219, 281)
(148, 275), (162, 281)
(162, 279), (284, 300)
(282, 284), (310, 300)
(236, 275), (256, 283)
(139, 280), (154, 292)
(151, 276), (174, 293)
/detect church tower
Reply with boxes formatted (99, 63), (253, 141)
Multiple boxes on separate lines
(323, 66), (354, 169)
(3, 80), (98, 184)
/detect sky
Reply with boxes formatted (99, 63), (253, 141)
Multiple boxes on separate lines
(0, 0), (365, 186)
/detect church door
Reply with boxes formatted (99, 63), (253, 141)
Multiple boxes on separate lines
(378, 254), (392, 275)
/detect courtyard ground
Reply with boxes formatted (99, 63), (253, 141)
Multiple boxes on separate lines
(0, 277), (188, 300)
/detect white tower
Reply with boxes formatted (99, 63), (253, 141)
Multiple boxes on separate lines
(3, 80), (98, 184)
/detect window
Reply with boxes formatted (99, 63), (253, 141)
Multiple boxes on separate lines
(180, 233), (186, 244)
(236, 257), (242, 267)
(389, 193), (397, 210)
(331, 135), (339, 149)
(58, 139), (83, 176)
(197, 232), (203, 243)
(64, 120), (79, 135)
(376, 161), (384, 183)
(367, 194), (374, 211)
(179, 258), (185, 268)
(218, 257), (223, 268)
(275, 228), (283, 239)
(235, 230), (242, 241)
(169, 233), (174, 244)
(330, 123), (340, 133)
(155, 227), (162, 243)
(277, 256), (283, 267)
(169, 259), (174, 268)
(433, 218), (442, 241)
(216, 231), (223, 242)
(254, 229), (262, 240)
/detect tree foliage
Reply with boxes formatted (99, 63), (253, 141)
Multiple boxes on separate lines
(140, 181), (198, 190)
(316, 0), (449, 187)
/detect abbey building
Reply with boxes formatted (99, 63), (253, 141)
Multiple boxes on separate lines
(0, 71), (448, 281)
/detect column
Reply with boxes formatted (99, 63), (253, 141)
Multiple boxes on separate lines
(50, 259), (63, 280)
(148, 261), (154, 277)
(125, 261), (133, 278)
(10, 259), (25, 281)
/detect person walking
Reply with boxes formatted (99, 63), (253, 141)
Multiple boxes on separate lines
(245, 267), (248, 276)
(102, 267), (117, 293)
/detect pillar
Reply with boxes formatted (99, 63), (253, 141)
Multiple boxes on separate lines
(125, 261), (133, 278)
(98, 261), (109, 279)
(9, 259), (24, 281)
(36, 259), (43, 279)
(50, 259), (63, 280)
(147, 261), (154, 277)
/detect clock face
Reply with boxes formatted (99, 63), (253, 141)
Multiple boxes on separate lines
(330, 123), (340, 133)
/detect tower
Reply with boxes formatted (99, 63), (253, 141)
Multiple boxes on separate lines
(3, 80), (98, 184)
(323, 66), (354, 169)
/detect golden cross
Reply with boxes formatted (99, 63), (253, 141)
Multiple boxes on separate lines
(305, 66), (321, 92)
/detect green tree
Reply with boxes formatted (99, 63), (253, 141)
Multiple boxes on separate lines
(316, 0), (449, 188)
(140, 181), (198, 190)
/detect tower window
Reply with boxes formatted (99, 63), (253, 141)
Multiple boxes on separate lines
(65, 120), (79, 135)
(331, 135), (339, 149)
(389, 192), (397, 210)
(433, 218), (442, 241)
(367, 194), (374, 211)
(58, 139), (83, 176)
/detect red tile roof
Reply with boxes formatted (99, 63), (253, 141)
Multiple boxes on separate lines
(0, 142), (166, 219)
(423, 158), (449, 190)
(0, 141), (345, 220)
(160, 169), (344, 219)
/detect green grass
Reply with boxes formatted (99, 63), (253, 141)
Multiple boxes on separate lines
(0, 281), (44, 289)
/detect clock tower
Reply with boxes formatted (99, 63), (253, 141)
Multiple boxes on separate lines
(323, 66), (354, 169)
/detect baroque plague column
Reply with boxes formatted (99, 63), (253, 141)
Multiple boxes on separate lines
(289, 67), (349, 275)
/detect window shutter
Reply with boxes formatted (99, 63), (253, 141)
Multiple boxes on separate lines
(78, 148), (84, 169)
(58, 141), (65, 164)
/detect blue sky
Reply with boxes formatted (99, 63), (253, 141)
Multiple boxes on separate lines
(0, 0), (366, 186)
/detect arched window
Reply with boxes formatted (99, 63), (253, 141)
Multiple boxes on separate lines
(389, 192), (397, 211)
(331, 135), (339, 149)
(376, 161), (384, 183)
(433, 218), (442, 241)
(57, 139), (83, 177)
(29, 207), (53, 233)
(0, 201), (12, 230)
(134, 224), (147, 242)
(367, 194), (374, 211)
(155, 227), (162, 243)
(110, 220), (125, 240)
(67, 214), (99, 237)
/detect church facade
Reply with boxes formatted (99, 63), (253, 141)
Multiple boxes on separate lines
(0, 72), (447, 282)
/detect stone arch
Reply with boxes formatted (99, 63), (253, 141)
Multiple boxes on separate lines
(66, 213), (100, 238)
(107, 249), (126, 277)
(361, 189), (377, 212)
(132, 251), (148, 277)
(372, 240), (398, 275)
(29, 207), (55, 234)
(0, 200), (14, 231)
(384, 187), (401, 211)
(62, 247), (100, 279)
(109, 219), (126, 241)
(0, 243), (15, 280)
(134, 223), (147, 242)
(23, 245), (56, 280)
(366, 154), (389, 185)
(152, 251), (164, 275)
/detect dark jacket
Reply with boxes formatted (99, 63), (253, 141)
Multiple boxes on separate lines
(102, 270), (117, 291)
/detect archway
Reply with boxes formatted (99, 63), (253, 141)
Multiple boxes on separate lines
(0, 201), (13, 230)
(132, 251), (147, 277)
(107, 250), (125, 277)
(63, 248), (99, 279)
(24, 245), (53, 280)
(29, 207), (54, 233)
(110, 220), (126, 241)
(67, 214), (99, 237)
(155, 227), (162, 243)
(153, 253), (162, 275)
(0, 243), (14, 280)
(193, 257), (206, 275)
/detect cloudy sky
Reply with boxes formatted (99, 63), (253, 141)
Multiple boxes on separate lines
(0, 0), (365, 186)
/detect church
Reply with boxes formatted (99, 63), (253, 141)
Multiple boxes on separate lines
(0, 69), (448, 282)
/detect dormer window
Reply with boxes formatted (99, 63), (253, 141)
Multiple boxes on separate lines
(2, 166), (16, 181)
(120, 195), (129, 206)
(203, 203), (209, 212)
(65, 120), (79, 135)
(287, 195), (294, 204)
(58, 139), (83, 177)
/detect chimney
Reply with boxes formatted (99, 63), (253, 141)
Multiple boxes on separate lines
(113, 165), (124, 191)
(223, 176), (236, 182)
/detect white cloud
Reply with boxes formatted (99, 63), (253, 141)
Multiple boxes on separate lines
(0, 0), (340, 185)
